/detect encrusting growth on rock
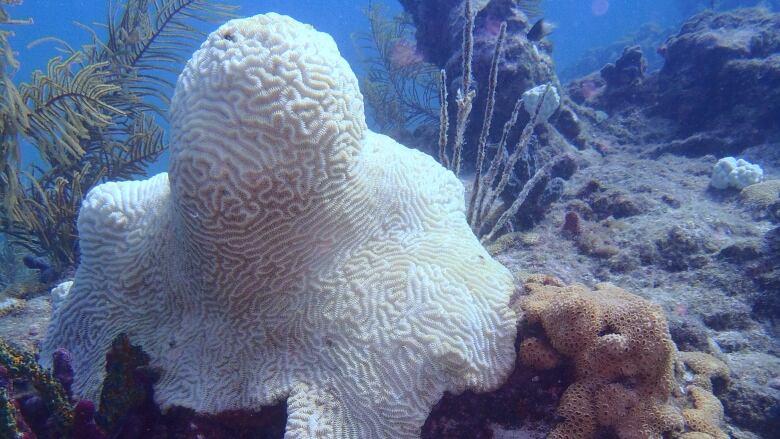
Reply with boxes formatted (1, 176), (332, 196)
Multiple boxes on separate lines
(677, 351), (730, 393)
(680, 386), (728, 439)
(0, 338), (73, 436)
(677, 351), (730, 439)
(516, 275), (730, 439)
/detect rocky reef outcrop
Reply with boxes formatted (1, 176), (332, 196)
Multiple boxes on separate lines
(399, 0), (585, 159)
(571, 7), (780, 156)
(656, 8), (780, 142)
(399, 0), (588, 236)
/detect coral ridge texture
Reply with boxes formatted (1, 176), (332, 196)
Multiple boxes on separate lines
(40, 13), (517, 439)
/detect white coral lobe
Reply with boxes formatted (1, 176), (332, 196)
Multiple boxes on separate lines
(41, 13), (517, 438)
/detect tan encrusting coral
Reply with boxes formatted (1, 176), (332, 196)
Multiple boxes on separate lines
(516, 275), (730, 439)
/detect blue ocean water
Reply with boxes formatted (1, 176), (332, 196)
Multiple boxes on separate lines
(5, 0), (706, 174)
(6, 0), (402, 174)
(8, 0), (689, 94)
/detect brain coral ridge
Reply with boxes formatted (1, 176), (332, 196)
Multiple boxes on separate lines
(40, 13), (517, 439)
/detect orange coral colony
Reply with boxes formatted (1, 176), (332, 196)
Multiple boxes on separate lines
(516, 274), (729, 439)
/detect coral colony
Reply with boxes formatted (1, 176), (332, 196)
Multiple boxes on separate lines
(41, 13), (517, 438)
(2, 0), (779, 438)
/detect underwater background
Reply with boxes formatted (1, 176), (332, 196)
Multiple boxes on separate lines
(1, 0), (779, 438)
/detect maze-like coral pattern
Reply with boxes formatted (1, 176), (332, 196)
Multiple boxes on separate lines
(41, 13), (517, 438)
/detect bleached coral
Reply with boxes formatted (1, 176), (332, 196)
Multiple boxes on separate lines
(41, 13), (517, 438)
(522, 84), (560, 121)
(710, 156), (764, 190)
(48, 280), (72, 312)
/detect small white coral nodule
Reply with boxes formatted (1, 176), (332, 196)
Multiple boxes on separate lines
(41, 13), (517, 439)
(710, 156), (764, 190)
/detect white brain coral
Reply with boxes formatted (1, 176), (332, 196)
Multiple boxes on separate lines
(41, 13), (517, 438)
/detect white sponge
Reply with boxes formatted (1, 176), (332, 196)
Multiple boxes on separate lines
(711, 157), (764, 190)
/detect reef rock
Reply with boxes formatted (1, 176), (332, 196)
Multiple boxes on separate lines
(41, 13), (517, 438)
(571, 8), (780, 155)
(597, 45), (648, 109)
(656, 8), (780, 139)
(399, 0), (581, 160)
